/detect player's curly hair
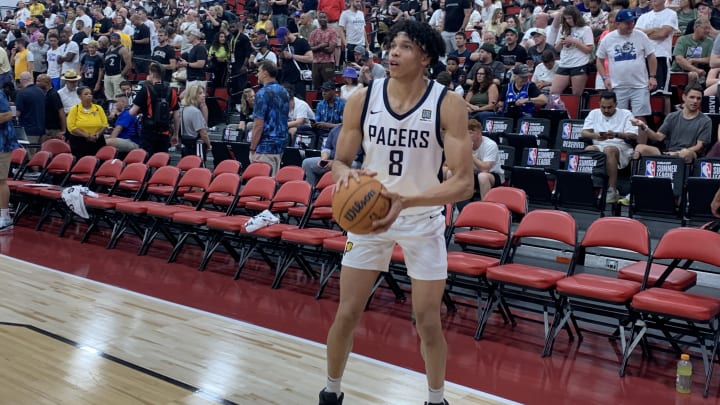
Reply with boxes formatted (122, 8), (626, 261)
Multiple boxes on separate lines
(384, 19), (445, 65)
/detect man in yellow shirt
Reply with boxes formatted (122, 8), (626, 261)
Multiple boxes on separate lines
(28, 0), (44, 17)
(11, 38), (33, 83)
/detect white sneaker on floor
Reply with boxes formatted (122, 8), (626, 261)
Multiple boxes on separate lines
(0, 219), (13, 232)
(605, 189), (619, 203)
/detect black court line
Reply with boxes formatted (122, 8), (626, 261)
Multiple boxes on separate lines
(0, 322), (240, 405)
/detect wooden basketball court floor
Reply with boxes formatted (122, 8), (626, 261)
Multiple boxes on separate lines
(0, 254), (512, 405)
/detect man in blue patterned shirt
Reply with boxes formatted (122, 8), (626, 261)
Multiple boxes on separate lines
(0, 89), (18, 231)
(312, 81), (345, 149)
(249, 60), (290, 176)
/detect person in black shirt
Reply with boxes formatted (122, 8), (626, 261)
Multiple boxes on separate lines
(497, 27), (529, 78)
(228, 20), (252, 106)
(277, 26), (312, 99)
(151, 28), (176, 82)
(71, 20), (88, 46)
(441, 0), (471, 52)
(80, 40), (104, 99)
(36, 73), (66, 143)
(179, 27), (208, 88)
(91, 8), (112, 39)
(129, 63), (179, 154)
(131, 14), (151, 73)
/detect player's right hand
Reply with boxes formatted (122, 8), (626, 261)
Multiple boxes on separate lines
(333, 168), (377, 193)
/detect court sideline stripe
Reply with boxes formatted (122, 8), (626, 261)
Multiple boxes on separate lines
(1, 254), (520, 405)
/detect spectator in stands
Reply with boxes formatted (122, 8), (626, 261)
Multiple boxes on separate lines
(180, 27), (208, 89)
(467, 43), (505, 86)
(106, 94), (140, 153)
(436, 71), (465, 96)
(583, 0), (609, 37)
(677, 0), (697, 34)
(445, 55), (466, 91)
(545, 0), (570, 13)
(238, 88), (256, 140)
(549, 6), (594, 97)
(58, 69), (81, 113)
(465, 66), (499, 120)
(27, 32), (48, 80)
(468, 118), (503, 199)
(520, 4), (535, 33)
(581, 91), (638, 203)
(256, 9), (276, 37)
(532, 49), (558, 94)
(229, 21), (252, 107)
(36, 74), (66, 143)
(11, 38), (33, 85)
(15, 72), (45, 142)
(440, 0), (471, 53)
(596, 9), (657, 122)
(485, 8), (506, 38)
(285, 85), (315, 144)
(179, 84), (212, 160)
(526, 28), (558, 69)
(339, 0), (367, 64)
(250, 60), (289, 176)
(301, 125), (361, 185)
(312, 81), (345, 146)
(686, 1), (717, 37)
(499, 64), (547, 119)
(636, 0), (677, 113)
(277, 26), (313, 100)
(634, 0), (652, 15)
(79, 40), (104, 99)
(45, 33), (60, 90)
(309, 12), (338, 90)
(449, 32), (473, 72)
(298, 12), (319, 40)
(207, 31), (230, 89)
(130, 63), (180, 154)
(103, 33), (131, 102)
(357, 52), (386, 86)
(130, 14), (151, 74)
(711, 0), (720, 29)
(498, 28), (529, 75)
(631, 83), (711, 163)
(340, 67), (362, 100)
(521, 13), (553, 48)
(481, 29), (501, 54)
(67, 85), (108, 158)
(152, 28), (177, 83)
(672, 17), (713, 86)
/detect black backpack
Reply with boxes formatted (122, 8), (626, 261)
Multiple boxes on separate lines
(144, 83), (177, 132)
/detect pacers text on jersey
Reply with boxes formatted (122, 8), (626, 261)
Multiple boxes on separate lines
(367, 125), (430, 148)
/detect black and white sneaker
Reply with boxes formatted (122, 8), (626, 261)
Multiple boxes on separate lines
(424, 400), (449, 405)
(0, 219), (13, 232)
(319, 389), (344, 405)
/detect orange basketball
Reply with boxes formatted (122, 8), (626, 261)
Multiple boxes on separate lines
(332, 175), (391, 234)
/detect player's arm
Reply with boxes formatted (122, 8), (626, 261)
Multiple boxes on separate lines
(333, 87), (370, 185)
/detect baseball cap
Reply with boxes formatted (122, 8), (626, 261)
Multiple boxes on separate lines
(294, 10), (301, 17)
(697, 1), (712, 7)
(353, 45), (367, 57)
(275, 26), (289, 42)
(503, 27), (518, 36)
(513, 64), (531, 77)
(256, 28), (267, 36)
(185, 27), (201, 37)
(342, 67), (358, 79)
(82, 37), (91, 45)
(110, 32), (120, 38)
(530, 28), (546, 36)
(615, 9), (638, 22)
(479, 43), (496, 57)
(321, 81), (335, 91)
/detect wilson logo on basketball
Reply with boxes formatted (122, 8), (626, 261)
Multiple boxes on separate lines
(344, 189), (376, 221)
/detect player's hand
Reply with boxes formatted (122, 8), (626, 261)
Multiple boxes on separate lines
(370, 189), (403, 234)
(333, 168), (377, 193)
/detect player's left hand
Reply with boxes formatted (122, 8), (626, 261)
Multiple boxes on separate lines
(370, 189), (403, 234)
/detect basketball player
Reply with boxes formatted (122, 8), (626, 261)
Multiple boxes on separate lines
(320, 19), (474, 405)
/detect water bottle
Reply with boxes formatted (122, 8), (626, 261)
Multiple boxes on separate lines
(676, 353), (692, 394)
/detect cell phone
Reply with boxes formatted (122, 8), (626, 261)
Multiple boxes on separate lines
(319, 160), (329, 167)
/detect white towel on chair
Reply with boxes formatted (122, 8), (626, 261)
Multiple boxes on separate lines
(61, 186), (99, 219)
(244, 209), (280, 232)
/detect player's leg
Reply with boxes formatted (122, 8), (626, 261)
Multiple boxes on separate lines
(411, 277), (448, 405)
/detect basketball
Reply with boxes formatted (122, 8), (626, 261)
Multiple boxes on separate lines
(332, 175), (391, 234)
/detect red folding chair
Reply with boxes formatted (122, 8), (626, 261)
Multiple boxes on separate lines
(123, 149), (148, 164)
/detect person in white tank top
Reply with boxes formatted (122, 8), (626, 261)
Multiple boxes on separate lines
(320, 19), (474, 405)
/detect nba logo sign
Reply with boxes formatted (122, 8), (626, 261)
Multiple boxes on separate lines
(561, 123), (573, 139)
(568, 155), (579, 172)
(485, 120), (494, 132)
(521, 121), (530, 135)
(645, 160), (656, 177)
(527, 148), (538, 165)
(701, 162), (713, 178)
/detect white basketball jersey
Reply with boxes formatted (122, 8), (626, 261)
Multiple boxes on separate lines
(361, 78), (446, 216)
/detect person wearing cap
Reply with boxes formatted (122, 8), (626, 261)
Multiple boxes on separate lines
(250, 40), (278, 70)
(346, 44), (366, 70)
(277, 25), (313, 99)
(596, 9), (657, 120)
(312, 80), (344, 145)
(255, 8), (275, 37)
(635, 0), (677, 103)
(520, 12), (554, 48)
(497, 27), (529, 73)
(309, 11), (338, 90)
(549, 5), (594, 98)
(103, 32), (131, 101)
(79, 40), (104, 98)
(672, 16), (713, 85)
(339, 66), (362, 100)
(499, 64), (547, 120)
(527, 28), (558, 69)
(130, 14), (151, 74)
(249, 60), (289, 176)
(339, 0), (367, 64)
(686, 1), (717, 36)
(467, 42), (505, 86)
(10, 38), (33, 83)
(58, 69), (82, 113)
(357, 51), (386, 86)
(179, 27), (208, 88)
